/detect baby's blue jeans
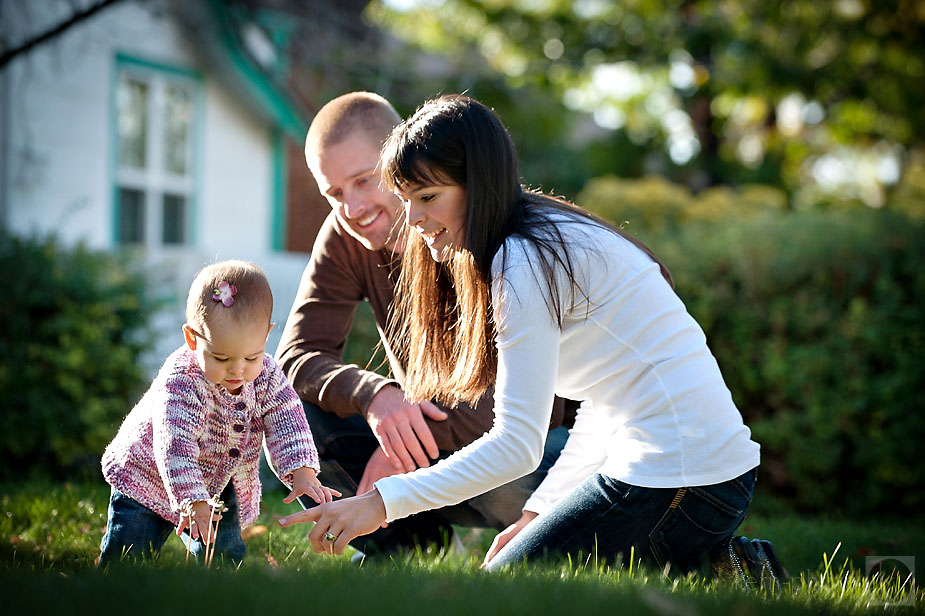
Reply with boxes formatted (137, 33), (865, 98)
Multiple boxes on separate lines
(98, 482), (246, 567)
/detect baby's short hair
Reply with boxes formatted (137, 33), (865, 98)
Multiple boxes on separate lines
(186, 260), (272, 337)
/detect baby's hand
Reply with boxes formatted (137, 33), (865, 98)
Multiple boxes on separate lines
(284, 467), (342, 505)
(176, 500), (222, 544)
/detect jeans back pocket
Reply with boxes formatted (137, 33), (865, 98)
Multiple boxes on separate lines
(648, 469), (756, 573)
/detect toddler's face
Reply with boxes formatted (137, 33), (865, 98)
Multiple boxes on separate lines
(187, 319), (270, 394)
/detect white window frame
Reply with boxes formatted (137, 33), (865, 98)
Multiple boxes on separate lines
(112, 55), (201, 248)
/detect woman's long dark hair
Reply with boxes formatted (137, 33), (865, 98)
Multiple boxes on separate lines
(382, 95), (672, 406)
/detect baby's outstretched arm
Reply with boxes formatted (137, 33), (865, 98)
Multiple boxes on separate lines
(283, 466), (341, 505)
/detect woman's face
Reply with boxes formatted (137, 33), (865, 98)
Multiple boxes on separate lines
(399, 182), (467, 262)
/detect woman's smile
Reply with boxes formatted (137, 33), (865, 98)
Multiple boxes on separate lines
(419, 226), (447, 245)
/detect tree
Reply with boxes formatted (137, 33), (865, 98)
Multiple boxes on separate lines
(368, 0), (925, 205)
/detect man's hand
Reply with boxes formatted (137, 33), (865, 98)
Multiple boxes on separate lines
(365, 385), (448, 472)
(357, 447), (404, 496)
(356, 447), (406, 529)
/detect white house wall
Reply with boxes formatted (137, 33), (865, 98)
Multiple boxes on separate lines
(199, 77), (274, 252)
(3, 0), (306, 375)
(4, 1), (192, 246)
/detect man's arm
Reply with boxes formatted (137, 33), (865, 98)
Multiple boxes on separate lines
(275, 214), (399, 418)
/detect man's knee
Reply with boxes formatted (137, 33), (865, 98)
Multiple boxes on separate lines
(302, 401), (377, 461)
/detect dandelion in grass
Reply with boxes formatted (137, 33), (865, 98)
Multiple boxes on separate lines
(205, 494), (228, 568)
(178, 500), (195, 565)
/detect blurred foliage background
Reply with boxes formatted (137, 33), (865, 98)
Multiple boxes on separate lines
(0, 231), (158, 481)
(349, 0), (925, 518)
(366, 0), (925, 208)
(3, 0), (922, 520)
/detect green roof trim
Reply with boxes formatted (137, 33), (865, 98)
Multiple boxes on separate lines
(271, 129), (287, 252)
(206, 0), (307, 140)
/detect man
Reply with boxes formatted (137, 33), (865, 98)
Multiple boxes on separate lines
(275, 91), (573, 557)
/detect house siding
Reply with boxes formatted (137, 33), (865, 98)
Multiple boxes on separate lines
(3, 0), (310, 375)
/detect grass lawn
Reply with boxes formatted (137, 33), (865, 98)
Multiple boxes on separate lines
(1, 481), (921, 614)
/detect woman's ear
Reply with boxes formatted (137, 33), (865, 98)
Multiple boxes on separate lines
(182, 324), (198, 350)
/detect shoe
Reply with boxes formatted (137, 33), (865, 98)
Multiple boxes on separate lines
(442, 529), (466, 561)
(711, 536), (788, 592)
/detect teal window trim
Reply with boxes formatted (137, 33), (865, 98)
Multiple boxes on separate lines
(115, 53), (202, 81)
(191, 70), (205, 247)
(110, 53), (204, 248)
(109, 60), (119, 246)
(248, 8), (299, 80)
(271, 129), (287, 252)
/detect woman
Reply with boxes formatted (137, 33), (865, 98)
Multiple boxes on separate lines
(280, 94), (760, 574)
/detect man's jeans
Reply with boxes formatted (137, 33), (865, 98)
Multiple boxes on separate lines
(485, 468), (757, 574)
(98, 482), (246, 567)
(298, 401), (569, 555)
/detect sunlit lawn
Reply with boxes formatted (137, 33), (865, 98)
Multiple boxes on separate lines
(1, 481), (921, 614)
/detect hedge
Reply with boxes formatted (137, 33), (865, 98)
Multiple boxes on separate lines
(579, 179), (924, 516)
(0, 232), (157, 479)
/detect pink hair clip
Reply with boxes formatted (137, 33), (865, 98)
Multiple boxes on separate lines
(212, 281), (237, 306)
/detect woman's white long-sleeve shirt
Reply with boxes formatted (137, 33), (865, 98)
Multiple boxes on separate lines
(376, 213), (760, 522)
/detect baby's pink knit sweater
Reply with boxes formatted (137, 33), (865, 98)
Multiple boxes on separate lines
(102, 346), (318, 526)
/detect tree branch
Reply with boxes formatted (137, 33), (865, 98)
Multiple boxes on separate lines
(0, 0), (130, 70)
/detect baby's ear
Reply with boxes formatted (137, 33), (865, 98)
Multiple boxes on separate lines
(182, 324), (198, 350)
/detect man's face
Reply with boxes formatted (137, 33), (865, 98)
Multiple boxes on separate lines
(308, 131), (404, 252)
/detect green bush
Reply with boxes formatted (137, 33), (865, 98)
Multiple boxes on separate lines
(577, 175), (788, 233)
(579, 184), (924, 517)
(0, 231), (157, 479)
(663, 209), (924, 516)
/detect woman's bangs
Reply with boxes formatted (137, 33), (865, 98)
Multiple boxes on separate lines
(385, 144), (451, 192)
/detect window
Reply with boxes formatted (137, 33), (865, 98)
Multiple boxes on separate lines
(114, 59), (199, 247)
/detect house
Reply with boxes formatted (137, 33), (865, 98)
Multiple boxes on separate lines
(1, 0), (333, 370)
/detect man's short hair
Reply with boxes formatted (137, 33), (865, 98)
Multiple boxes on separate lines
(306, 91), (401, 162)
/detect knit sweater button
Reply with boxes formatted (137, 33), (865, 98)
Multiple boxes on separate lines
(235, 402), (246, 411)
(233, 424), (245, 433)
(229, 448), (240, 458)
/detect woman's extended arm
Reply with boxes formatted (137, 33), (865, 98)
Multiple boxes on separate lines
(373, 240), (561, 522)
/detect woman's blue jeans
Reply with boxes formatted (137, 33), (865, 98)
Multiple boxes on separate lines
(486, 468), (756, 574)
(98, 482), (246, 567)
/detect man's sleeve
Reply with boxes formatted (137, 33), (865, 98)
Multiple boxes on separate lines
(275, 214), (398, 418)
(426, 393), (577, 453)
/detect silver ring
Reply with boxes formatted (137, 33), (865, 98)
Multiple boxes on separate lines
(323, 532), (338, 543)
